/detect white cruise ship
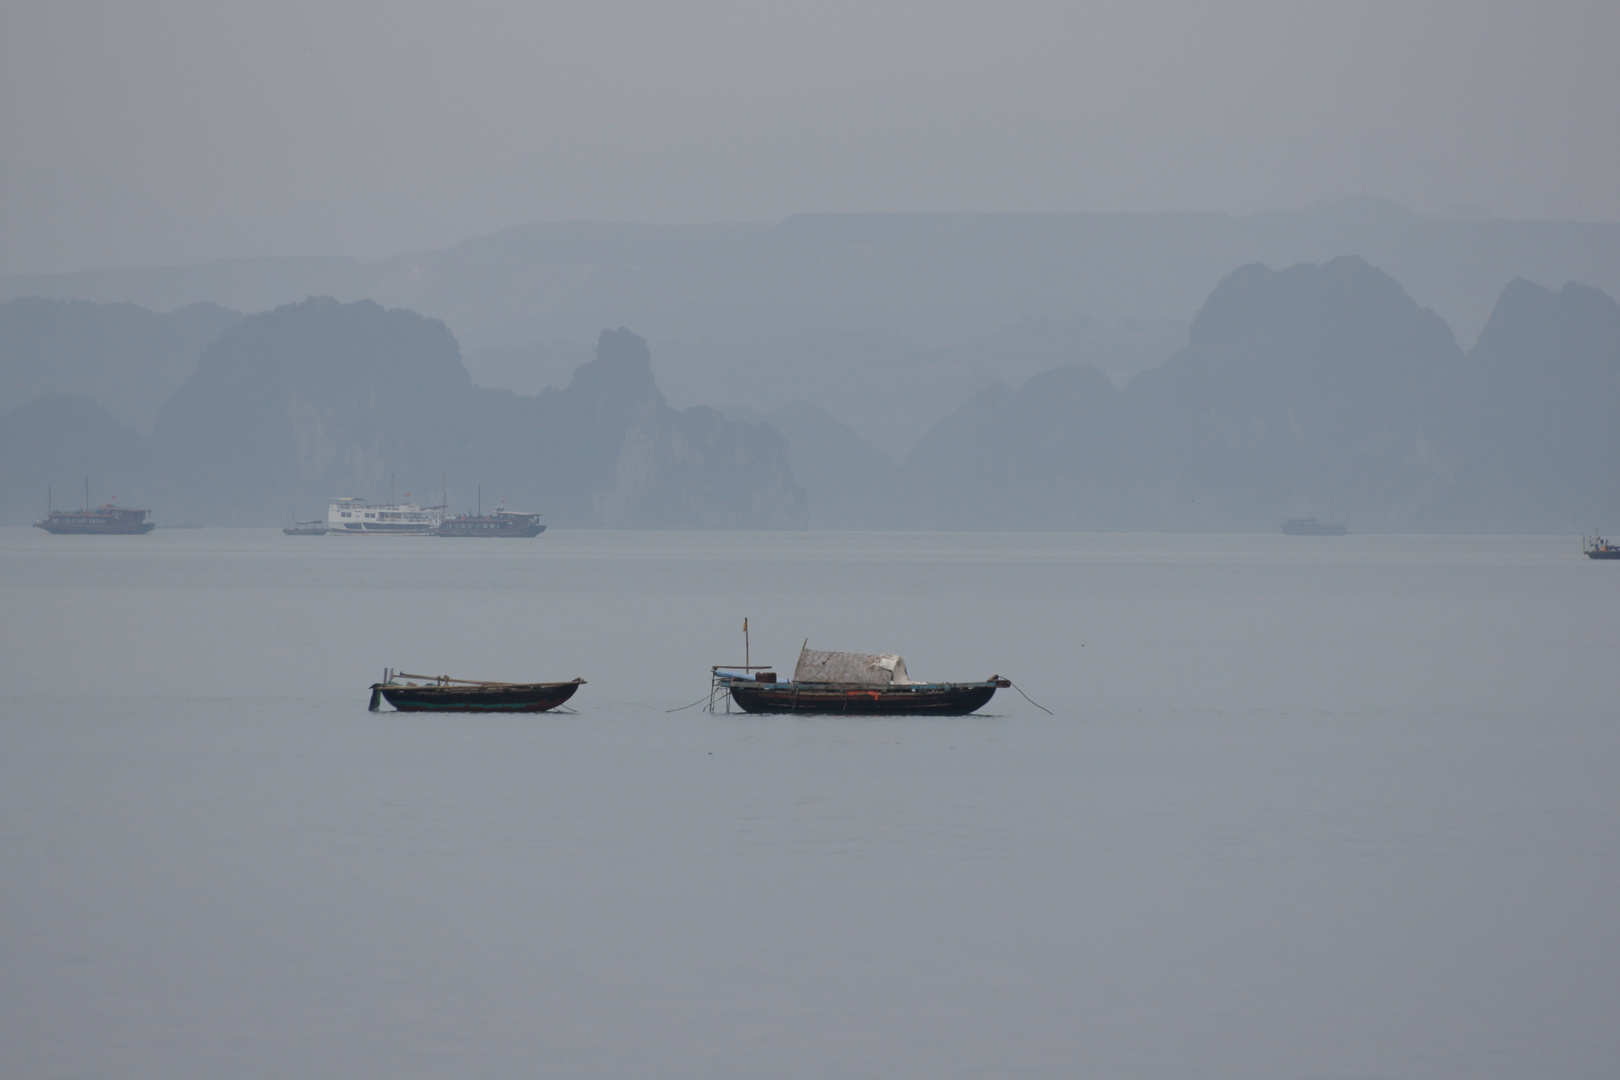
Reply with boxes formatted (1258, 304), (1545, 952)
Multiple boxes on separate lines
(327, 497), (445, 535)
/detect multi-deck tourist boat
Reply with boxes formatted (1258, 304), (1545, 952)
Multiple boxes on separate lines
(34, 503), (155, 535)
(327, 497), (444, 535)
(434, 485), (544, 537)
(32, 481), (156, 534)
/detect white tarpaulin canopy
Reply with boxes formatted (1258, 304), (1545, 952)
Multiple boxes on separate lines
(793, 646), (914, 685)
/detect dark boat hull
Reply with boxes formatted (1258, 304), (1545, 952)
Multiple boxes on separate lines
(437, 522), (545, 537)
(36, 521), (156, 534)
(725, 679), (1007, 715)
(1586, 549), (1620, 560)
(35, 506), (156, 535)
(372, 679), (583, 712)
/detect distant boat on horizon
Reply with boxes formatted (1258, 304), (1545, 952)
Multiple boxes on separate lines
(326, 496), (443, 535)
(435, 483), (544, 537)
(33, 480), (155, 535)
(1583, 534), (1620, 559)
(35, 503), (156, 535)
(437, 508), (544, 537)
(1282, 517), (1350, 536)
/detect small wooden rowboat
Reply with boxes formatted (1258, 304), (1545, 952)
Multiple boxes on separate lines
(368, 671), (584, 712)
(723, 676), (1011, 715)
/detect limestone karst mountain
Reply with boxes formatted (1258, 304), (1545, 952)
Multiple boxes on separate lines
(0, 394), (147, 524)
(141, 300), (803, 527)
(4, 260), (1614, 532)
(1453, 279), (1620, 530)
(9, 201), (1620, 456)
(1119, 256), (1467, 531)
(899, 258), (1619, 532)
(0, 297), (241, 434)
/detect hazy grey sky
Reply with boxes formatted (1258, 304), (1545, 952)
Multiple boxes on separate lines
(3, 0), (1617, 275)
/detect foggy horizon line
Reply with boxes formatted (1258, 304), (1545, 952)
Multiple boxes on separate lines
(10, 195), (1620, 282)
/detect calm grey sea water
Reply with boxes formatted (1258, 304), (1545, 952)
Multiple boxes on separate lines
(3, 528), (1617, 1080)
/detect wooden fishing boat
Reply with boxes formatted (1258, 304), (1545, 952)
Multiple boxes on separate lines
(711, 642), (1010, 715)
(368, 670), (584, 712)
(723, 675), (1011, 715)
(1584, 534), (1620, 559)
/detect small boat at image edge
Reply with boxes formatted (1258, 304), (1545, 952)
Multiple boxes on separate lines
(1583, 534), (1620, 560)
(712, 644), (1010, 715)
(369, 671), (584, 712)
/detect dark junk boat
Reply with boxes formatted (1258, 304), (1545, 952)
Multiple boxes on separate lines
(35, 503), (155, 535)
(283, 520), (328, 535)
(369, 670), (584, 712)
(713, 644), (1010, 716)
(1584, 534), (1620, 560)
(437, 509), (544, 538)
(437, 486), (544, 537)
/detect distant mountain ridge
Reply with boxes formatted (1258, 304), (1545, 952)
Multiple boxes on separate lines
(8, 202), (1618, 349)
(3, 299), (803, 528)
(891, 257), (1619, 532)
(0, 297), (242, 434)
(6, 201), (1619, 456)
(3, 257), (1615, 532)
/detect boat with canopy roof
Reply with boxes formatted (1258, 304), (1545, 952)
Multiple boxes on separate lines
(711, 643), (1009, 715)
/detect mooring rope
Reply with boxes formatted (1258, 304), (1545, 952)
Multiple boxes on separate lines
(1009, 680), (1053, 715)
(667, 690), (717, 713)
